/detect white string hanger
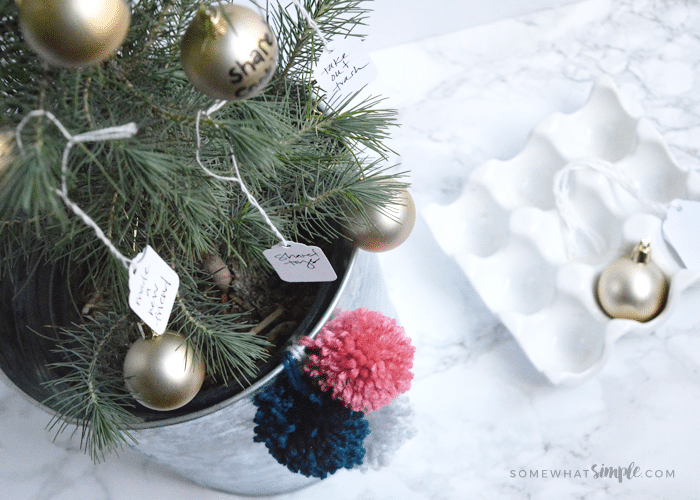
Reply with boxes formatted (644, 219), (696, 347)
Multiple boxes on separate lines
(194, 101), (292, 248)
(15, 109), (138, 269)
(553, 157), (670, 260)
(289, 0), (331, 52)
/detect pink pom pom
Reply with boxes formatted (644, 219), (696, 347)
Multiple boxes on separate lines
(300, 308), (415, 412)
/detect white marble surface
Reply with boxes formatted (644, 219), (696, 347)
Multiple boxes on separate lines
(362, 0), (581, 50)
(2, 0), (700, 498)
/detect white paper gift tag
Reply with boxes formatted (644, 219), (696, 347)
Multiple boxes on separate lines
(662, 199), (700, 271)
(128, 245), (180, 334)
(263, 242), (337, 282)
(313, 38), (378, 105)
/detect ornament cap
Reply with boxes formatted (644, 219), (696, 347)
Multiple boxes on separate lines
(632, 239), (652, 263)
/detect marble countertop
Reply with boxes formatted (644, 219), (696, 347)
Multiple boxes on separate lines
(2, 0), (699, 498)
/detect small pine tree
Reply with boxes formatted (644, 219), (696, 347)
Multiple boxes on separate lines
(0, 0), (404, 461)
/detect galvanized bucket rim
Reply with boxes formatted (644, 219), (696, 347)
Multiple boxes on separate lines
(0, 246), (359, 429)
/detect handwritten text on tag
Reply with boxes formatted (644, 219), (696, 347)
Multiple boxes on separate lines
(313, 38), (378, 106)
(263, 242), (337, 282)
(128, 245), (180, 335)
(662, 199), (700, 271)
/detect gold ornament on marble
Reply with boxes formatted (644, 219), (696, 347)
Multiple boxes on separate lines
(181, 4), (278, 101)
(123, 331), (206, 411)
(342, 180), (416, 252)
(596, 240), (668, 322)
(17, 0), (131, 67)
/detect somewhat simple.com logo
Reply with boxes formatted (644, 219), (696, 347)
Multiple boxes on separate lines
(510, 462), (675, 484)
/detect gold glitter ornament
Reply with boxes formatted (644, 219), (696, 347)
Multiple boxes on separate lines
(596, 240), (668, 322)
(17, 0), (131, 68)
(123, 331), (206, 411)
(342, 180), (416, 252)
(181, 4), (278, 101)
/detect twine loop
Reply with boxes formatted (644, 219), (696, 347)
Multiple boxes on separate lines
(16, 110), (137, 269)
(195, 102), (292, 247)
(553, 157), (669, 260)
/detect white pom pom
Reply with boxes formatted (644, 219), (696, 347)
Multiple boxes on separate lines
(359, 394), (416, 471)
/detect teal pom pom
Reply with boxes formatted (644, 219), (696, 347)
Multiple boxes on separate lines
(253, 352), (370, 478)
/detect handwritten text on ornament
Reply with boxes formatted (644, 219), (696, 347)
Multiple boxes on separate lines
(263, 242), (337, 282)
(228, 32), (276, 99)
(273, 247), (322, 269)
(128, 246), (180, 335)
(133, 271), (174, 326)
(314, 39), (378, 105)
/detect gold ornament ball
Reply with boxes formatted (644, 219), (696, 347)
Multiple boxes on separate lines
(0, 130), (15, 175)
(0, 130), (17, 195)
(123, 331), (206, 411)
(181, 5), (278, 101)
(18, 0), (131, 67)
(343, 181), (416, 252)
(596, 240), (668, 322)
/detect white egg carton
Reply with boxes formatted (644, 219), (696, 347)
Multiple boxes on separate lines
(424, 77), (700, 385)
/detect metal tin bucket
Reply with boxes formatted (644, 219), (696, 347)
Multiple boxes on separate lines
(0, 244), (395, 496)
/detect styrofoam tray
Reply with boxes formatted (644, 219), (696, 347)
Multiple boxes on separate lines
(424, 77), (700, 385)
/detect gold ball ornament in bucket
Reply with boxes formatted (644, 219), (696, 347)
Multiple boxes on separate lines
(596, 240), (669, 322)
(123, 331), (206, 411)
(181, 4), (278, 101)
(0, 130), (17, 194)
(342, 180), (416, 252)
(0, 130), (15, 175)
(17, 0), (131, 67)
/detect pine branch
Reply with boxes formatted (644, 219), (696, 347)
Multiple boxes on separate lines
(174, 286), (272, 385)
(324, 94), (398, 158)
(267, 0), (370, 81)
(43, 314), (139, 463)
